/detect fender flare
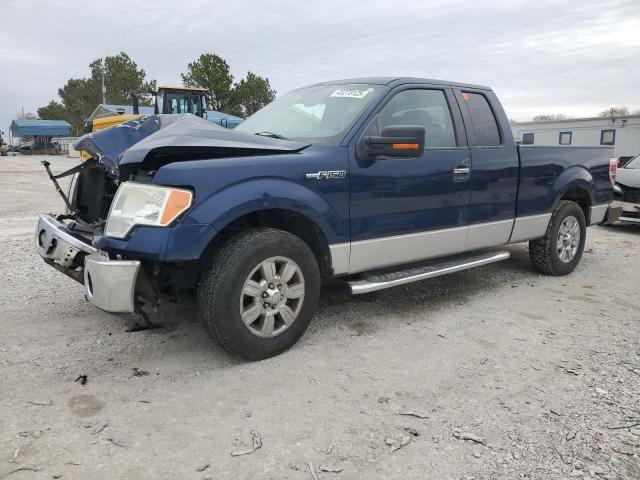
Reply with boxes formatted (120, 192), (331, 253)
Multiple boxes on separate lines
(186, 178), (347, 245)
(550, 166), (596, 212)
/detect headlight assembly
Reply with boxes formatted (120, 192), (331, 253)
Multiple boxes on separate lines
(104, 182), (193, 239)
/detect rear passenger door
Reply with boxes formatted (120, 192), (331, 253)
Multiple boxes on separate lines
(455, 89), (519, 249)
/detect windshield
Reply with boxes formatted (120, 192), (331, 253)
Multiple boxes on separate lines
(235, 84), (381, 145)
(624, 154), (640, 169)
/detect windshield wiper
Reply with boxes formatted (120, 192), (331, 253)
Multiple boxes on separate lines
(254, 131), (288, 140)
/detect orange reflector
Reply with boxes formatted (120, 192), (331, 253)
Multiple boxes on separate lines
(392, 143), (420, 150)
(160, 190), (192, 225)
(462, 92), (470, 101)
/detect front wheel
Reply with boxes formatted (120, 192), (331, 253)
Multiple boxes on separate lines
(529, 200), (587, 276)
(197, 228), (321, 360)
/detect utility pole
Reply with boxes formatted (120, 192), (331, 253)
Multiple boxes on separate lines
(101, 59), (107, 105)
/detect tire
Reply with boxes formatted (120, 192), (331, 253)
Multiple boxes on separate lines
(197, 228), (321, 360)
(529, 200), (587, 276)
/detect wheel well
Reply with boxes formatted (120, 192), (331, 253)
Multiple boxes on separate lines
(561, 186), (591, 223)
(206, 209), (333, 279)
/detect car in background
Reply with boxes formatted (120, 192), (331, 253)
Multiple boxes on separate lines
(613, 154), (640, 223)
(14, 140), (62, 155)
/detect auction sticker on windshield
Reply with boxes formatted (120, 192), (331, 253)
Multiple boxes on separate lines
(330, 88), (372, 99)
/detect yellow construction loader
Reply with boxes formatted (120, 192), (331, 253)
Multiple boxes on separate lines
(85, 86), (209, 133)
(80, 86), (209, 160)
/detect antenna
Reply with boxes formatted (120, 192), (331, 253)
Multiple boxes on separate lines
(101, 59), (107, 104)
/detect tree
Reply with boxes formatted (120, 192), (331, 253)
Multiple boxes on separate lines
(57, 77), (101, 134)
(38, 101), (67, 121)
(90, 52), (155, 106)
(532, 114), (569, 122)
(181, 53), (234, 111)
(38, 52), (155, 135)
(599, 106), (630, 117)
(232, 72), (276, 117)
(181, 53), (276, 116)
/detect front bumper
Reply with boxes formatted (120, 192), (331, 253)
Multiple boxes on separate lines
(35, 214), (141, 313)
(612, 200), (640, 224)
(590, 204), (622, 226)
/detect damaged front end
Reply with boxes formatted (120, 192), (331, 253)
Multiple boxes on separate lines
(35, 114), (309, 324)
(35, 116), (167, 320)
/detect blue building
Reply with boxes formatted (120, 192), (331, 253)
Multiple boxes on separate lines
(10, 119), (71, 153)
(11, 119), (71, 137)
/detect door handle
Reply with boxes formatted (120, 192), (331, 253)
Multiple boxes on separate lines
(453, 165), (471, 182)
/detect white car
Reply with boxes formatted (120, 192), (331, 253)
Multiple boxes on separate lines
(614, 154), (640, 223)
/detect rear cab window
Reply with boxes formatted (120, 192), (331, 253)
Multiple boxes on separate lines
(461, 91), (501, 147)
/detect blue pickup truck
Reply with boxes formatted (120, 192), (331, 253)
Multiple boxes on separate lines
(36, 77), (620, 359)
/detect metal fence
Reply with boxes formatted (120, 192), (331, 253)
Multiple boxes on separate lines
(53, 136), (79, 153)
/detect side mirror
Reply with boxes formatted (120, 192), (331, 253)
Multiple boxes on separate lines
(357, 125), (426, 160)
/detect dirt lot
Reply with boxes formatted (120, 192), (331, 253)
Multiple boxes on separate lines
(1, 155), (639, 480)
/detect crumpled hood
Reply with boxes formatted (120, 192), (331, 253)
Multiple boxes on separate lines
(73, 114), (310, 178)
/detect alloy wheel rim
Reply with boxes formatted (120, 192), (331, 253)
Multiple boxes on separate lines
(239, 256), (305, 338)
(557, 215), (580, 263)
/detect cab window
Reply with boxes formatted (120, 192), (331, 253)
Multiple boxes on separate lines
(368, 89), (456, 148)
(165, 94), (202, 115)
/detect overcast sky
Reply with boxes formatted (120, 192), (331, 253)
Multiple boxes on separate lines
(1, 0), (639, 137)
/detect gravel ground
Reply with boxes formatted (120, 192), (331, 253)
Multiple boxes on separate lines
(1, 155), (639, 480)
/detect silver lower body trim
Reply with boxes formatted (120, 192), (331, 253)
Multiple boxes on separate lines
(332, 215), (544, 275)
(348, 225), (468, 275)
(467, 219), (513, 250)
(589, 204), (609, 225)
(330, 208), (610, 276)
(508, 213), (552, 243)
(329, 243), (350, 275)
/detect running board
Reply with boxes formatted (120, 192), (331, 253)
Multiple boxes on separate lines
(347, 251), (511, 294)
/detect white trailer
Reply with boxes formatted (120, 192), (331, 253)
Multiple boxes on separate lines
(511, 115), (640, 161)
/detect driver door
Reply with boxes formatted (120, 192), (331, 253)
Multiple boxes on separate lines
(348, 87), (472, 273)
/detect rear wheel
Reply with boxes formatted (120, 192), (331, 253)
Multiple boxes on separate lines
(529, 200), (586, 276)
(197, 228), (321, 360)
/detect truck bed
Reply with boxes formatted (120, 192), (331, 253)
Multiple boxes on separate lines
(516, 145), (614, 217)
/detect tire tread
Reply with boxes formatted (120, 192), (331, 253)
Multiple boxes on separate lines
(529, 200), (586, 276)
(197, 228), (319, 359)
